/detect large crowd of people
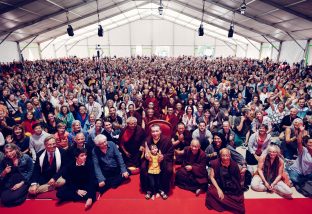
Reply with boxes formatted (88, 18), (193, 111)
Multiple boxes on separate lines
(0, 56), (312, 213)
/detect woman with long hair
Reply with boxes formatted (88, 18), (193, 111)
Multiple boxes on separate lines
(117, 102), (128, 127)
(0, 143), (33, 206)
(46, 113), (60, 134)
(57, 105), (74, 132)
(246, 124), (271, 166)
(6, 125), (30, 155)
(22, 111), (38, 135)
(182, 106), (197, 132)
(251, 145), (292, 198)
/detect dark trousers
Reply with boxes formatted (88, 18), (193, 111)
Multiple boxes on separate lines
(147, 174), (160, 195)
(98, 167), (125, 194)
(1, 184), (28, 207)
(246, 150), (258, 165)
(282, 141), (298, 160)
(56, 185), (96, 202)
(175, 168), (207, 192)
(140, 160), (173, 194)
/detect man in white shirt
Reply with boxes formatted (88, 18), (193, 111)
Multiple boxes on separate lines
(85, 94), (102, 119)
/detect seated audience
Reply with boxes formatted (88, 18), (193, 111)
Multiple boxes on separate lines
(192, 120), (213, 151)
(29, 123), (50, 161)
(6, 124), (30, 155)
(287, 130), (312, 187)
(282, 118), (308, 160)
(246, 124), (271, 166)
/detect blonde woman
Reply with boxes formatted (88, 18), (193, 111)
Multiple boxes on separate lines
(251, 144), (292, 198)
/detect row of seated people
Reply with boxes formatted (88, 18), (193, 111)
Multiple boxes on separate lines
(1, 116), (311, 214)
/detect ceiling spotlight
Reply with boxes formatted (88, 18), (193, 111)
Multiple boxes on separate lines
(98, 25), (103, 37)
(198, 24), (204, 36)
(228, 23), (234, 38)
(158, 0), (163, 15)
(67, 25), (74, 36)
(240, 0), (246, 15)
(158, 5), (164, 15)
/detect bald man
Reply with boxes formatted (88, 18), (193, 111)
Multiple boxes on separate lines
(67, 132), (93, 161)
(175, 139), (208, 196)
(206, 148), (245, 214)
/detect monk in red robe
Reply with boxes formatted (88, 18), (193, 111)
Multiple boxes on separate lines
(175, 139), (208, 196)
(119, 117), (146, 171)
(206, 148), (245, 214)
(140, 124), (174, 199)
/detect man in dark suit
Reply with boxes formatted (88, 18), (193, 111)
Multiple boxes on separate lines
(28, 135), (67, 196)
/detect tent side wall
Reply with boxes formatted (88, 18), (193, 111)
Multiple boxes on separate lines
(0, 41), (20, 63)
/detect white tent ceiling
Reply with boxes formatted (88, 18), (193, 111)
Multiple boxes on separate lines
(0, 0), (311, 45)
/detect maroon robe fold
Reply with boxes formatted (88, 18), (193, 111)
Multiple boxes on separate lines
(119, 126), (146, 168)
(206, 159), (245, 214)
(175, 147), (208, 192)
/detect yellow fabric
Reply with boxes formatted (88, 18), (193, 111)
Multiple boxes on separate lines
(148, 154), (161, 174)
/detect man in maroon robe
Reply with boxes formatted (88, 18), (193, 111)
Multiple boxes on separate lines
(140, 124), (174, 199)
(126, 104), (142, 126)
(119, 117), (146, 171)
(162, 106), (179, 129)
(175, 139), (208, 196)
(206, 148), (245, 214)
(172, 123), (192, 164)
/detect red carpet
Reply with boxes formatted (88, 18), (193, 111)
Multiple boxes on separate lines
(1, 175), (311, 214)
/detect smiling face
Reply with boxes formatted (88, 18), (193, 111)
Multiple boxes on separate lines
(198, 122), (206, 132)
(268, 148), (278, 159)
(220, 149), (231, 165)
(73, 122), (81, 132)
(213, 135), (222, 148)
(76, 152), (87, 164)
(151, 126), (161, 140)
(5, 147), (17, 159)
(45, 138), (57, 153)
(97, 139), (108, 150)
(34, 125), (42, 135)
(104, 121), (112, 132)
(190, 140), (200, 155)
(13, 125), (22, 136)
(75, 133), (85, 148)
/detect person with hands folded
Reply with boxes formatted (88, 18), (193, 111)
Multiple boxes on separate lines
(251, 144), (292, 198)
